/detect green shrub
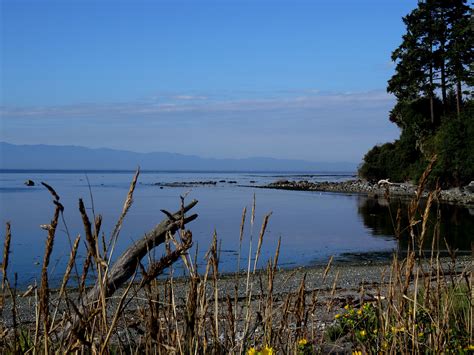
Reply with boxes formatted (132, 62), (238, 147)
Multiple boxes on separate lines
(359, 100), (473, 187)
(429, 105), (474, 186)
(358, 129), (420, 183)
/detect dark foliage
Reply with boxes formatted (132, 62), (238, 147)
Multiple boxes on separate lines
(359, 1), (473, 187)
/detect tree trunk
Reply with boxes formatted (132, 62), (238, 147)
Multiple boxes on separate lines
(430, 95), (435, 125)
(456, 79), (462, 117)
(429, 64), (435, 125)
(429, 37), (435, 125)
(440, 8), (447, 110)
(440, 54), (447, 109)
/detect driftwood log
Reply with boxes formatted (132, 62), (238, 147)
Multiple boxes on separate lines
(63, 199), (198, 343)
(88, 198), (197, 300)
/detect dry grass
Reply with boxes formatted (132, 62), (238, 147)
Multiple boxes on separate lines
(0, 163), (472, 354)
(326, 157), (473, 354)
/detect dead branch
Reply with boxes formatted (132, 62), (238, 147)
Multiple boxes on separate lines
(85, 199), (198, 302)
(61, 199), (198, 343)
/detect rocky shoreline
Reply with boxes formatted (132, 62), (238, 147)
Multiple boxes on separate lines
(262, 179), (474, 207)
(153, 179), (241, 188)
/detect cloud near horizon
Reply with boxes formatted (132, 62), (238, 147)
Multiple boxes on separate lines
(1, 89), (393, 117)
(0, 89), (399, 162)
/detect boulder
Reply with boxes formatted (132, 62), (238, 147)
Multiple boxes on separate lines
(24, 179), (35, 186)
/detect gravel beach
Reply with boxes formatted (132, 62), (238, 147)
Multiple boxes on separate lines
(3, 256), (471, 329)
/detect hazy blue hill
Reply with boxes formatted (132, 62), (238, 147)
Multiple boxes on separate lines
(0, 142), (357, 172)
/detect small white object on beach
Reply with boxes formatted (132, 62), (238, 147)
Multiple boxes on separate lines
(377, 179), (393, 187)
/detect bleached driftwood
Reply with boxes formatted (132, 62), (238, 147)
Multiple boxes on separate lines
(377, 179), (393, 187)
(87, 199), (198, 300)
(62, 199), (198, 345)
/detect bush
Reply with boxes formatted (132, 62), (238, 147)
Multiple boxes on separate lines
(359, 100), (473, 187)
(429, 105), (474, 186)
(358, 129), (420, 183)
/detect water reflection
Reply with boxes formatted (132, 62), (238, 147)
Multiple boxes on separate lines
(357, 195), (474, 252)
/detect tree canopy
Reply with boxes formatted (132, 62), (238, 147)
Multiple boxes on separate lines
(359, 0), (473, 186)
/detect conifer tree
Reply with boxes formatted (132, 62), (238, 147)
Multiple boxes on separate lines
(443, 0), (473, 116)
(387, 0), (472, 121)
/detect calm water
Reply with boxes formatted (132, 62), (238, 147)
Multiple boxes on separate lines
(0, 170), (472, 287)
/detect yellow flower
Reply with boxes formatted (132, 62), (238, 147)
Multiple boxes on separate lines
(352, 351), (362, 355)
(357, 309), (363, 315)
(344, 304), (350, 310)
(262, 346), (274, 355)
(335, 313), (341, 319)
(298, 338), (308, 346)
(382, 341), (388, 349)
(373, 329), (378, 334)
(466, 345), (474, 350)
(359, 330), (367, 337)
(247, 347), (257, 355)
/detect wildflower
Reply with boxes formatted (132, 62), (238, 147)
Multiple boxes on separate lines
(352, 351), (362, 355)
(357, 309), (363, 315)
(418, 332), (424, 337)
(247, 347), (257, 355)
(344, 304), (350, 310)
(298, 338), (308, 346)
(335, 314), (341, 319)
(382, 341), (388, 349)
(373, 329), (377, 334)
(466, 345), (474, 351)
(262, 346), (274, 355)
(359, 330), (367, 337)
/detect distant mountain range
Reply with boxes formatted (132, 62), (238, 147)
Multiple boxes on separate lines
(0, 142), (357, 172)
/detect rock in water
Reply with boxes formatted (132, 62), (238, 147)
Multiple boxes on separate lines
(24, 179), (35, 186)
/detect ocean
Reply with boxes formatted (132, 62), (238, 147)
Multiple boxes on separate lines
(0, 170), (472, 287)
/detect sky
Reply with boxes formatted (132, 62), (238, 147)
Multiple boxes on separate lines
(0, 0), (417, 163)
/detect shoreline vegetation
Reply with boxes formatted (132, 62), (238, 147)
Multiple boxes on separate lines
(357, 1), (473, 190)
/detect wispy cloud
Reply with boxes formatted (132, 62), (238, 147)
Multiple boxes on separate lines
(0, 90), (394, 119)
(172, 95), (209, 101)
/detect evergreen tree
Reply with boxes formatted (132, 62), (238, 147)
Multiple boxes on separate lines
(387, 0), (472, 121)
(359, 1), (473, 186)
(387, 2), (439, 123)
(443, 0), (473, 116)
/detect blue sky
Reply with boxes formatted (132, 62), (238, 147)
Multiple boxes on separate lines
(1, 0), (416, 162)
